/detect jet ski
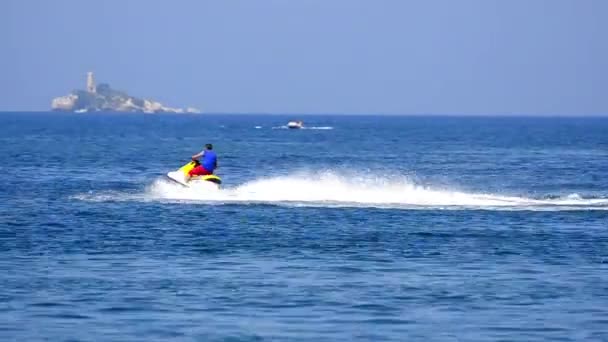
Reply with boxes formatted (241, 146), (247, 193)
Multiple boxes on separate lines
(166, 160), (222, 188)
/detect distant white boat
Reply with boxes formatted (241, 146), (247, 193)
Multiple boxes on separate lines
(287, 120), (303, 129)
(75, 108), (88, 113)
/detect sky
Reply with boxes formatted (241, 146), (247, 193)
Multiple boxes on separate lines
(1, 0), (607, 115)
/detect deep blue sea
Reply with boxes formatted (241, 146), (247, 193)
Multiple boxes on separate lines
(1, 112), (607, 341)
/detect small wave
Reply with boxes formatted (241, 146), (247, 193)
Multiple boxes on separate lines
(73, 171), (608, 211)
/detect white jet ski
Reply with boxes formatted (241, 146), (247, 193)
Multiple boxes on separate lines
(166, 161), (222, 189)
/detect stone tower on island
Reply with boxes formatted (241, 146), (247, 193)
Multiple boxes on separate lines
(86, 71), (96, 94)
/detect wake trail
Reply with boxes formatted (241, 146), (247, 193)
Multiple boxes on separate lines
(271, 126), (334, 130)
(74, 171), (608, 211)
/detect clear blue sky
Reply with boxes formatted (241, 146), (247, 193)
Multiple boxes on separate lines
(1, 0), (606, 115)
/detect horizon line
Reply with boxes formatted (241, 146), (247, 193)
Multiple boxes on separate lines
(0, 110), (607, 118)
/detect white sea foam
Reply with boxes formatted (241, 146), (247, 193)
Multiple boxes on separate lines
(74, 171), (608, 211)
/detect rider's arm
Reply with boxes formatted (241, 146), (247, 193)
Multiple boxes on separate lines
(191, 150), (205, 160)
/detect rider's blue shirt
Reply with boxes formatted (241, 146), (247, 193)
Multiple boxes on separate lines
(201, 150), (217, 171)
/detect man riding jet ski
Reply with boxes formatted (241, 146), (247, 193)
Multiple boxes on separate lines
(166, 143), (222, 188)
(187, 143), (218, 180)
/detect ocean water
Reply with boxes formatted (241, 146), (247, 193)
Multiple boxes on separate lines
(1, 112), (607, 341)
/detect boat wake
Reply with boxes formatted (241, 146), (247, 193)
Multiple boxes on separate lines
(73, 171), (608, 211)
(271, 126), (334, 130)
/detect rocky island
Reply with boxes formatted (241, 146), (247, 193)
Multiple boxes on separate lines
(51, 72), (200, 114)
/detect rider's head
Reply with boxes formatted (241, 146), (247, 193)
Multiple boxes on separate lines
(205, 143), (213, 150)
